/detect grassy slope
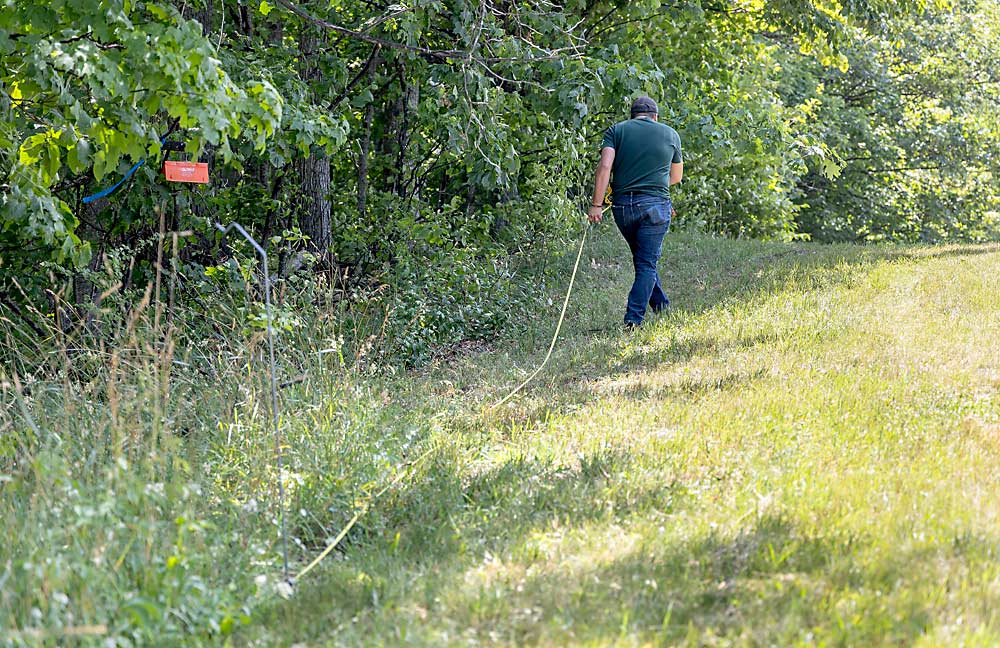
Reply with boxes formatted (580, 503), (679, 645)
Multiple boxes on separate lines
(252, 228), (1000, 646)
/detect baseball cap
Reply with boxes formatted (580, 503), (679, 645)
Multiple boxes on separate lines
(630, 96), (658, 117)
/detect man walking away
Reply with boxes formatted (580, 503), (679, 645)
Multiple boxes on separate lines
(588, 96), (683, 329)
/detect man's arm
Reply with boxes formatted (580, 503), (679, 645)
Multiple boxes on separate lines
(588, 146), (616, 223)
(670, 162), (683, 186)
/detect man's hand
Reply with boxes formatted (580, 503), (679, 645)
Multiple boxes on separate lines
(589, 147), (615, 224)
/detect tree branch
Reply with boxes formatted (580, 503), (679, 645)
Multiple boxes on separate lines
(275, 0), (469, 60)
(275, 0), (585, 63)
(863, 165), (942, 174)
(327, 44), (382, 109)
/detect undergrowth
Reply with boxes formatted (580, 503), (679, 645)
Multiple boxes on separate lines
(0, 221), (536, 644)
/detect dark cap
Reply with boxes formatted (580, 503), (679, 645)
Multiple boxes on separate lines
(630, 96), (658, 117)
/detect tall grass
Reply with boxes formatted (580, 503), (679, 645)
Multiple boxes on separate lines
(0, 229), (452, 645)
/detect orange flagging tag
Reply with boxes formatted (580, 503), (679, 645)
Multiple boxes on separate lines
(163, 161), (209, 184)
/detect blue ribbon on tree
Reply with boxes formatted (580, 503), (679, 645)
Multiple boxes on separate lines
(81, 135), (170, 205)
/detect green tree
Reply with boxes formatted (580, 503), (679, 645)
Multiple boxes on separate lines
(786, 0), (1000, 241)
(0, 1), (281, 266)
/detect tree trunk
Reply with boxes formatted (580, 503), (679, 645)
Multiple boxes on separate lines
(292, 29), (332, 264)
(295, 154), (332, 258)
(394, 69), (420, 198)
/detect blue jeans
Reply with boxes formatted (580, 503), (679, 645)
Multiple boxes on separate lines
(612, 193), (671, 325)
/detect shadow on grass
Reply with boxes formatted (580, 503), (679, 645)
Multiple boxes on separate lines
(258, 488), (989, 645)
(359, 447), (688, 559)
(893, 242), (1000, 261)
(252, 447), (684, 633)
(458, 513), (955, 645)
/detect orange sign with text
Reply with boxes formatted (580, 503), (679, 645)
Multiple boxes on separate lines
(163, 161), (209, 184)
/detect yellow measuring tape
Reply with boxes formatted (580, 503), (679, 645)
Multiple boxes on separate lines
(294, 447), (434, 581)
(293, 218), (593, 584)
(486, 221), (591, 410)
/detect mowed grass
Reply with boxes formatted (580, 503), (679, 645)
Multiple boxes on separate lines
(249, 228), (1000, 646)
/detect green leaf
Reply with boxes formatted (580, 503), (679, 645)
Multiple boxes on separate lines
(351, 89), (374, 108)
(119, 597), (163, 628)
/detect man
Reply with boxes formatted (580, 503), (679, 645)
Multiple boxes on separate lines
(588, 96), (683, 329)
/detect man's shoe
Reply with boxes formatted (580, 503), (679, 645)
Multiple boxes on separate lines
(624, 321), (640, 332)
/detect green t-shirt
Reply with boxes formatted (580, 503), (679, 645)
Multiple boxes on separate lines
(601, 117), (682, 200)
